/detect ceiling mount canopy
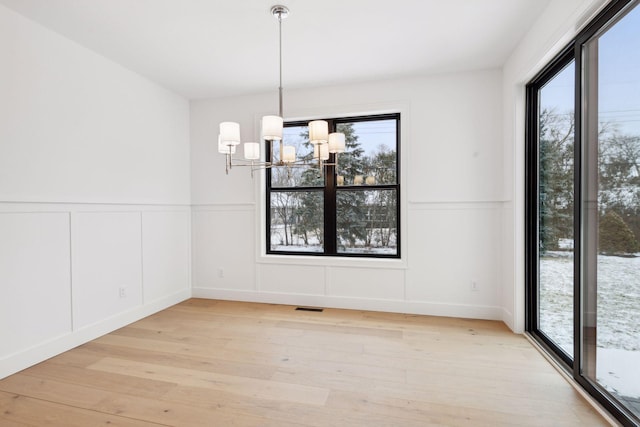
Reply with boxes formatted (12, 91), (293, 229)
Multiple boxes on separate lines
(217, 4), (345, 177)
(270, 5), (289, 21)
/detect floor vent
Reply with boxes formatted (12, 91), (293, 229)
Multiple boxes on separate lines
(295, 307), (324, 312)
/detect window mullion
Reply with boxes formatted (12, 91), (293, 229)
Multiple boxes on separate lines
(324, 165), (337, 254)
(324, 120), (337, 254)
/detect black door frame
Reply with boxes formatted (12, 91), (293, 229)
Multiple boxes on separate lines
(525, 1), (639, 425)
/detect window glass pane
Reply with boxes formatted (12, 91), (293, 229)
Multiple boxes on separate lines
(538, 61), (575, 357)
(336, 189), (397, 255)
(271, 126), (324, 188)
(336, 120), (397, 186)
(582, 4), (640, 417)
(270, 191), (323, 252)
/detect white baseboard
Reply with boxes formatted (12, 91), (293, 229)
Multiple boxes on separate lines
(502, 307), (516, 332)
(192, 287), (503, 321)
(0, 288), (191, 380)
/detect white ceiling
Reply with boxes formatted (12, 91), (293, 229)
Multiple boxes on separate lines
(0, 0), (550, 100)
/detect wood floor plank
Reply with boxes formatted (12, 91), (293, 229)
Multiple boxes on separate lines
(0, 299), (609, 426)
(324, 389), (594, 427)
(87, 357), (330, 406)
(14, 362), (176, 400)
(274, 319), (403, 339)
(163, 383), (431, 427)
(0, 374), (295, 427)
(225, 338), (406, 383)
(366, 378), (592, 419)
(91, 333), (289, 366)
(0, 391), (163, 427)
(78, 341), (278, 380)
(0, 374), (111, 410)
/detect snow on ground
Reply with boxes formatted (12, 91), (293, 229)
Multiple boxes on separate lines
(270, 226), (397, 254)
(597, 348), (640, 400)
(270, 244), (396, 255)
(540, 252), (640, 400)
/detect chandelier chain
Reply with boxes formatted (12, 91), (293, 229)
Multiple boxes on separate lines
(278, 11), (283, 117)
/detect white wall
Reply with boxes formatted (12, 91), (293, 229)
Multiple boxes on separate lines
(501, 0), (608, 332)
(191, 69), (505, 320)
(0, 5), (191, 378)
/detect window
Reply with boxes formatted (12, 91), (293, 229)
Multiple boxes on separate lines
(526, 1), (640, 425)
(266, 113), (400, 258)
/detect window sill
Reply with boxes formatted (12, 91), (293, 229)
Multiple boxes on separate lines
(257, 253), (407, 269)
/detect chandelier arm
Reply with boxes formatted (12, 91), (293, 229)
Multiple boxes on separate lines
(226, 153), (273, 171)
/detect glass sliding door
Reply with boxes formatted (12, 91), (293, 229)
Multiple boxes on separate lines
(527, 1), (640, 425)
(530, 59), (576, 359)
(581, 3), (640, 419)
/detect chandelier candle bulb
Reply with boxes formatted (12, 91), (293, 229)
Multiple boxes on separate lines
(328, 132), (346, 153)
(354, 175), (364, 185)
(365, 176), (376, 185)
(309, 120), (329, 144)
(314, 143), (329, 161)
(244, 142), (260, 160)
(218, 135), (236, 154)
(282, 145), (296, 163)
(220, 122), (241, 145)
(320, 143), (329, 160)
(262, 115), (283, 140)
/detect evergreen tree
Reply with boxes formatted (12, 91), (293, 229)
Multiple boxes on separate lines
(335, 123), (367, 249)
(293, 129), (326, 248)
(293, 191), (322, 246)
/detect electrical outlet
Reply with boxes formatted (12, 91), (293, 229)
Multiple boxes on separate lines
(470, 281), (479, 291)
(119, 287), (126, 298)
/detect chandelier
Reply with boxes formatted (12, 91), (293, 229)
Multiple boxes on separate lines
(217, 5), (346, 176)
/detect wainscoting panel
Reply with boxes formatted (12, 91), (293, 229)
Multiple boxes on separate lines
(73, 212), (143, 329)
(142, 211), (191, 303)
(192, 207), (255, 291)
(326, 267), (405, 300)
(0, 212), (72, 357)
(405, 204), (502, 309)
(259, 263), (326, 295)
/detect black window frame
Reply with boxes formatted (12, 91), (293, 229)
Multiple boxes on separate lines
(266, 113), (401, 259)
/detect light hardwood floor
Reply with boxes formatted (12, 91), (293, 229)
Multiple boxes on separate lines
(0, 299), (609, 426)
